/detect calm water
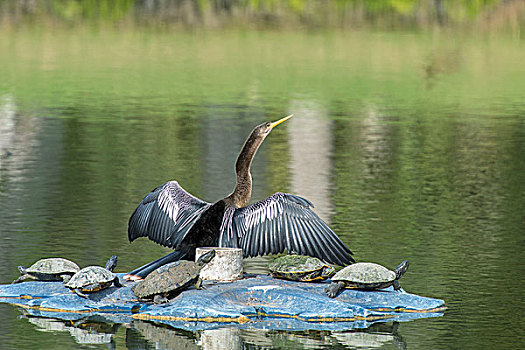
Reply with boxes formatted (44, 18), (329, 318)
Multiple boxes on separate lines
(0, 26), (524, 349)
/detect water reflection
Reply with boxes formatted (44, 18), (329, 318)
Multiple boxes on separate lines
(288, 99), (333, 223)
(331, 323), (406, 349)
(359, 103), (393, 184)
(126, 321), (198, 350)
(423, 49), (461, 90)
(201, 107), (268, 202)
(0, 94), (41, 183)
(0, 95), (45, 283)
(126, 320), (407, 350)
(20, 313), (117, 348)
(0, 94), (16, 159)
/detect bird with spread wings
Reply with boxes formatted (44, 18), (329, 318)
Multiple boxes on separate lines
(125, 115), (353, 280)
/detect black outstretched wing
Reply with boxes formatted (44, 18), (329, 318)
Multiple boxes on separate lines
(230, 192), (354, 266)
(128, 181), (211, 249)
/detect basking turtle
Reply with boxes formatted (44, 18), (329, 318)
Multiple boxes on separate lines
(132, 249), (216, 303)
(12, 258), (80, 284)
(268, 254), (336, 282)
(65, 255), (121, 298)
(325, 260), (409, 298)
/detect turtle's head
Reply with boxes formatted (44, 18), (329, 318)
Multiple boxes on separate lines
(105, 255), (118, 272)
(197, 250), (216, 266)
(394, 260), (409, 279)
(18, 266), (27, 274)
(322, 265), (336, 279)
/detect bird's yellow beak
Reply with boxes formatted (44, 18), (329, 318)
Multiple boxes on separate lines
(269, 114), (293, 129)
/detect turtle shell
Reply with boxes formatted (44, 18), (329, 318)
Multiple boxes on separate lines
(13, 258), (81, 283)
(268, 255), (335, 282)
(65, 266), (117, 291)
(26, 258), (80, 275)
(332, 262), (396, 289)
(132, 260), (200, 299)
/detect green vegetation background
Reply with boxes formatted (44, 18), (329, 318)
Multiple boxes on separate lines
(1, 0), (523, 31)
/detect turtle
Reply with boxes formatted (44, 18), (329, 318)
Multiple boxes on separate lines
(267, 254), (336, 282)
(132, 249), (216, 303)
(12, 258), (80, 284)
(325, 260), (409, 298)
(65, 255), (122, 298)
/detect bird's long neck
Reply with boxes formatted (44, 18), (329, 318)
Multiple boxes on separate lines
(226, 130), (265, 208)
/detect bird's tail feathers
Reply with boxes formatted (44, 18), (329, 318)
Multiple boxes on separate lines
(126, 250), (187, 278)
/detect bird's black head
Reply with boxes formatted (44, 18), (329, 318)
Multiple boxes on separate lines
(253, 114), (294, 138)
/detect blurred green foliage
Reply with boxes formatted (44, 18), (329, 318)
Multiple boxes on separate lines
(0, 0), (522, 31)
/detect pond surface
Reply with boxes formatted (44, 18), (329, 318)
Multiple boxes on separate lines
(0, 26), (524, 349)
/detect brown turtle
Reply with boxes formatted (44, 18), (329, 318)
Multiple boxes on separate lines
(132, 250), (215, 303)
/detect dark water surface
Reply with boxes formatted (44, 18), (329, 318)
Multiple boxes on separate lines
(0, 27), (524, 349)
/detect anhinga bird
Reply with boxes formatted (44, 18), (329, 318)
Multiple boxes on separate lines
(126, 115), (353, 280)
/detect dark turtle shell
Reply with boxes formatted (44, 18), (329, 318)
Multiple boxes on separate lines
(12, 258), (80, 283)
(132, 260), (200, 300)
(132, 250), (216, 302)
(268, 255), (335, 282)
